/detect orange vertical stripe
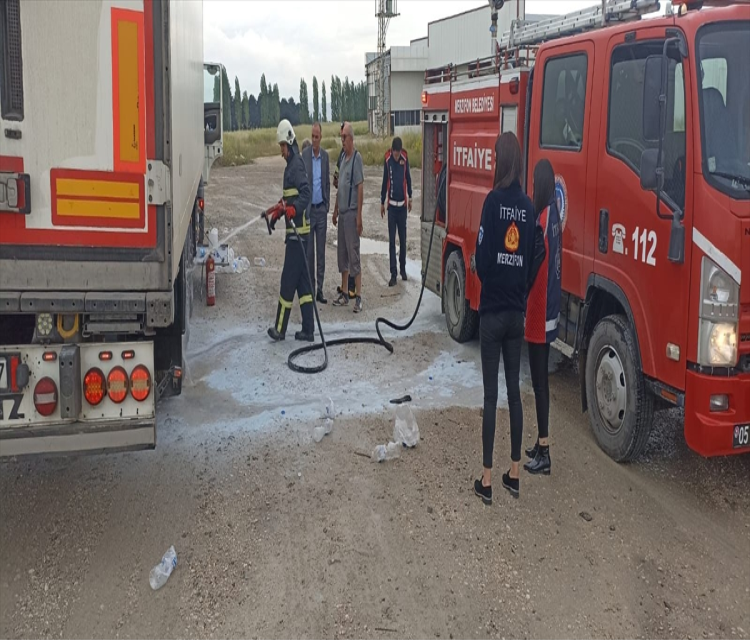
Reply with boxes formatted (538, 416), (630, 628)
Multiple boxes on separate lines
(111, 8), (146, 174)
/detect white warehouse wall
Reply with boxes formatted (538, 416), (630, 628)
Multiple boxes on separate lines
(427, 0), (525, 69)
(390, 72), (425, 112)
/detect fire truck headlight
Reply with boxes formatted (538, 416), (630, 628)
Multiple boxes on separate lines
(704, 259), (738, 306)
(699, 321), (738, 368)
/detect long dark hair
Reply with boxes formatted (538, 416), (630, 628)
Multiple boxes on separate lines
(532, 158), (555, 216)
(493, 132), (522, 190)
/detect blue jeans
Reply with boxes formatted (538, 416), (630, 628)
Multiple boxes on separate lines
(480, 310), (524, 466)
(388, 206), (407, 278)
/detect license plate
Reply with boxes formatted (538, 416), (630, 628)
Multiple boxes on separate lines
(0, 356), (7, 391)
(733, 424), (750, 449)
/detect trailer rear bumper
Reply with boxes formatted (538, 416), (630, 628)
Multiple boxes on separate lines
(0, 418), (155, 459)
(684, 370), (750, 457)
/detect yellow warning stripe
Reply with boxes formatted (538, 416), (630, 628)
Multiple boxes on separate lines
(56, 178), (139, 200)
(117, 19), (141, 166)
(283, 188), (299, 197)
(299, 295), (313, 305)
(56, 199), (141, 220)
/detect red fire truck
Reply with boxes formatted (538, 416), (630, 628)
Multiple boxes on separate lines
(420, 0), (749, 460)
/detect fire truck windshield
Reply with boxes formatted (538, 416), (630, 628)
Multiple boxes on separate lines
(696, 20), (750, 198)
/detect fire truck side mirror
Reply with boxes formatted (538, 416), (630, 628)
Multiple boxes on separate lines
(642, 55), (663, 143)
(640, 148), (660, 192)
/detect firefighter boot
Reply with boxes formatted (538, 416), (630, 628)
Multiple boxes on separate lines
(269, 298), (293, 341)
(295, 297), (315, 342)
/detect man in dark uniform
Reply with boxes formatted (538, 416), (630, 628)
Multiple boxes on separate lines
(267, 119), (314, 342)
(380, 136), (412, 286)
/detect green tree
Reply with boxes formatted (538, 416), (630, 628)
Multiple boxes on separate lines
(259, 74), (269, 128)
(233, 76), (242, 131)
(312, 76), (319, 123)
(272, 83), (280, 126)
(299, 78), (310, 124)
(321, 81), (327, 123)
(221, 66), (231, 132)
(241, 91), (249, 130)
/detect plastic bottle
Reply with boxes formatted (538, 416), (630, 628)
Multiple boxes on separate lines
(393, 405), (419, 448)
(149, 546), (177, 590)
(371, 441), (401, 463)
(312, 426), (326, 443)
(254, 257), (266, 267)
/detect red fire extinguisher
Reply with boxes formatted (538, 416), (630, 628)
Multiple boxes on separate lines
(206, 254), (216, 306)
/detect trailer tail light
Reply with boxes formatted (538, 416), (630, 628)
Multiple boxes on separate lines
(99, 351), (113, 361)
(122, 350), (135, 360)
(421, 91), (427, 105)
(34, 377), (58, 417)
(198, 198), (204, 211)
(130, 365), (152, 402)
(43, 351), (57, 362)
(84, 368), (105, 406)
(509, 78), (520, 95)
(107, 366), (128, 404)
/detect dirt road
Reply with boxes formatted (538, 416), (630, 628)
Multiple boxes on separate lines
(1, 157), (748, 640)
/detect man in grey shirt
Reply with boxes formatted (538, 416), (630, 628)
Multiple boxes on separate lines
(332, 121), (364, 313)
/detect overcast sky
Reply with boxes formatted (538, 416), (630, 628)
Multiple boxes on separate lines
(203, 1), (604, 109)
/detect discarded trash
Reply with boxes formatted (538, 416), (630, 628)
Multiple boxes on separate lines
(254, 257), (266, 267)
(394, 405), (419, 448)
(371, 441), (401, 462)
(390, 394), (412, 405)
(579, 511), (593, 522)
(216, 256), (251, 274)
(149, 546), (177, 590)
(208, 228), (219, 250)
(324, 397), (335, 421)
(312, 426), (326, 443)
(324, 418), (333, 435)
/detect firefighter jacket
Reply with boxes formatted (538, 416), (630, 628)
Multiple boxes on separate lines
(475, 179), (539, 316)
(282, 142), (311, 243)
(380, 150), (412, 209)
(525, 197), (562, 345)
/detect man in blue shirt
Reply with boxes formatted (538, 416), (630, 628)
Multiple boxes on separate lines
(302, 122), (331, 303)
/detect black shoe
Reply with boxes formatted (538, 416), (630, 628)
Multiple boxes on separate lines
(524, 446), (551, 475)
(474, 479), (492, 505)
(267, 327), (285, 341)
(401, 270), (408, 282)
(501, 471), (519, 498)
(295, 331), (314, 342)
(525, 440), (539, 459)
(389, 275), (397, 287)
(316, 291), (328, 304)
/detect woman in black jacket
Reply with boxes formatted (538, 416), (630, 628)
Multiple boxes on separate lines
(473, 132), (542, 504)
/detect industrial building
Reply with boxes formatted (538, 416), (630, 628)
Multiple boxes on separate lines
(366, 1), (529, 135)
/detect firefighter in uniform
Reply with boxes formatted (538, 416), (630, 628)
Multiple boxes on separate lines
(267, 119), (314, 343)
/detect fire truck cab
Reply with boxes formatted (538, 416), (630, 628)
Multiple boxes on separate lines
(421, 0), (750, 460)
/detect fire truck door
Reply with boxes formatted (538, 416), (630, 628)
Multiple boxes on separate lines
(593, 30), (693, 389)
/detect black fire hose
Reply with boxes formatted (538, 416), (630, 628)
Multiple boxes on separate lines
(264, 207), (439, 374)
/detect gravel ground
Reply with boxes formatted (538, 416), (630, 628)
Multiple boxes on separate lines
(1, 156), (749, 640)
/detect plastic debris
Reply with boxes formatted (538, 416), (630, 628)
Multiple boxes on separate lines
(312, 426), (326, 443)
(254, 257), (266, 267)
(324, 397), (335, 421)
(149, 546), (177, 590)
(393, 405), (419, 448)
(371, 441), (401, 463)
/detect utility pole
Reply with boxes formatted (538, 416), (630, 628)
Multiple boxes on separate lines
(375, 0), (398, 137)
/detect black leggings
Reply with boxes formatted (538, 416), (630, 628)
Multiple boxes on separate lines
(480, 310), (524, 467)
(528, 342), (550, 440)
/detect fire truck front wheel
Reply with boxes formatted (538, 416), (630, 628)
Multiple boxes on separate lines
(585, 314), (654, 462)
(443, 251), (478, 343)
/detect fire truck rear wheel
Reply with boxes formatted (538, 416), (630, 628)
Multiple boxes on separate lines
(585, 314), (654, 462)
(443, 250), (478, 343)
